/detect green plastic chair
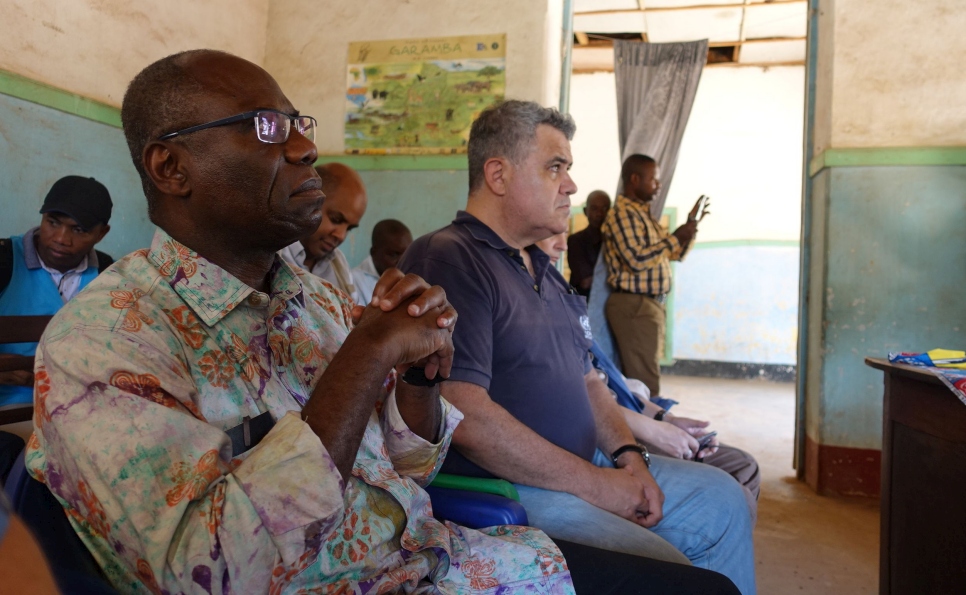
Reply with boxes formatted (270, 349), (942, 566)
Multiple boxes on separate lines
(429, 473), (520, 502)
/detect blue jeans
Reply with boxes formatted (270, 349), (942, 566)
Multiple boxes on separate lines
(513, 453), (756, 595)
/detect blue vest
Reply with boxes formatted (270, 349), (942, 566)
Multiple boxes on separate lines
(0, 235), (98, 405)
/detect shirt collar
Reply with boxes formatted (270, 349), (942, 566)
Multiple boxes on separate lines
(148, 229), (305, 326)
(282, 241), (337, 269)
(617, 194), (653, 214)
(358, 255), (379, 277)
(22, 226), (96, 272)
(453, 210), (552, 284)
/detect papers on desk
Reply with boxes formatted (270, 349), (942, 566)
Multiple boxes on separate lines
(890, 349), (966, 407)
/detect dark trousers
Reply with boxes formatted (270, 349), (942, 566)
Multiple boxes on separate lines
(556, 539), (740, 594)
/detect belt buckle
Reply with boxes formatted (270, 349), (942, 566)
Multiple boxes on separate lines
(653, 293), (668, 305)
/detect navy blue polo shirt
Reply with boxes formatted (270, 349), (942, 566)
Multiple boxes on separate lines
(399, 211), (597, 479)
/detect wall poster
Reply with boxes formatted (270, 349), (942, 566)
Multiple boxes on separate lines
(345, 34), (506, 154)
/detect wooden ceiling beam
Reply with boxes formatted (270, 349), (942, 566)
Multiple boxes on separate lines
(576, 0), (804, 16)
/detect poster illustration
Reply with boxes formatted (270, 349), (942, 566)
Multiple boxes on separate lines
(345, 34), (506, 154)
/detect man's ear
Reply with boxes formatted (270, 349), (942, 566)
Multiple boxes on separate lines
(483, 157), (509, 197)
(93, 224), (110, 243)
(143, 141), (191, 198)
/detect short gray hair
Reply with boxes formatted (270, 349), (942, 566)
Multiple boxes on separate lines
(467, 100), (576, 192)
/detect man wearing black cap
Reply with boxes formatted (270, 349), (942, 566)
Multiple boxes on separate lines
(0, 175), (113, 405)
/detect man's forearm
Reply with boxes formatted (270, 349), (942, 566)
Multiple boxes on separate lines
(301, 329), (397, 481)
(585, 373), (639, 459)
(442, 382), (599, 496)
(394, 381), (442, 442)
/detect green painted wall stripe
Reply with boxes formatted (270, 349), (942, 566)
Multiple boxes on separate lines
(317, 154), (467, 170)
(810, 146), (966, 176)
(0, 69), (121, 128)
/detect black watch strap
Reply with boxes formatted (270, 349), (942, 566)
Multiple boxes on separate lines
(611, 443), (650, 468)
(654, 409), (667, 422)
(401, 366), (443, 387)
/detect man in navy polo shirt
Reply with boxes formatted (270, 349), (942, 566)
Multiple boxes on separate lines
(400, 100), (756, 594)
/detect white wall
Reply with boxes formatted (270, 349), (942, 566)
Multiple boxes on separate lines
(0, 0), (269, 106)
(264, 0), (563, 154)
(569, 66), (805, 242)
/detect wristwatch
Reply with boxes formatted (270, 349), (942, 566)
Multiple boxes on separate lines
(611, 443), (651, 468)
(401, 366), (443, 387)
(654, 409), (667, 422)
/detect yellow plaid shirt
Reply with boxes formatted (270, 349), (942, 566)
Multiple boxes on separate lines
(601, 195), (691, 295)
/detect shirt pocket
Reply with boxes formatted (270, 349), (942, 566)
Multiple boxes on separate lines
(558, 292), (594, 362)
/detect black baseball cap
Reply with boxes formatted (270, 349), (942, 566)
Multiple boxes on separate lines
(39, 176), (113, 231)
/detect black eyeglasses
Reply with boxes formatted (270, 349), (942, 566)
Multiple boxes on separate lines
(157, 109), (317, 144)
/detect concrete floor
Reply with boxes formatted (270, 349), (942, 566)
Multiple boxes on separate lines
(662, 376), (879, 595)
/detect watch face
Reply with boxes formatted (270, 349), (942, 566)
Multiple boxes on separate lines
(639, 444), (651, 467)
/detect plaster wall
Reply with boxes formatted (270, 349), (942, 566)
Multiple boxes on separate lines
(828, 0), (966, 148)
(811, 0), (834, 156)
(0, 0), (269, 107)
(0, 93), (151, 258)
(673, 245), (799, 364)
(342, 171), (468, 267)
(812, 166), (966, 449)
(264, 0), (563, 154)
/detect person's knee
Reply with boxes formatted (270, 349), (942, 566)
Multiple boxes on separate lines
(660, 461), (753, 536)
(701, 465), (753, 532)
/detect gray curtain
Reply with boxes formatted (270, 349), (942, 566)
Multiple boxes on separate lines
(614, 39), (708, 217)
(589, 40), (707, 369)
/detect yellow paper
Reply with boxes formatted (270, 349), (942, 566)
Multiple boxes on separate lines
(927, 348), (966, 369)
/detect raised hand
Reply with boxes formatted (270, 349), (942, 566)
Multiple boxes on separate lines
(672, 220), (697, 245)
(688, 195), (711, 223)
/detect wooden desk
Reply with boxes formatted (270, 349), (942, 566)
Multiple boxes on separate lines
(866, 358), (966, 595)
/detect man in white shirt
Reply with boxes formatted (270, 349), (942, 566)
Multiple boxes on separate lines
(278, 162), (367, 304)
(353, 219), (413, 304)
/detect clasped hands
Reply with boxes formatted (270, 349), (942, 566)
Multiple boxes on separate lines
(349, 268), (457, 381)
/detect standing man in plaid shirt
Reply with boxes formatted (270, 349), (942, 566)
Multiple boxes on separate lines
(602, 154), (709, 396)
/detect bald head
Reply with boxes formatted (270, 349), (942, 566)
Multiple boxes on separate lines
(300, 163), (368, 261)
(370, 219), (413, 275)
(120, 50), (324, 272)
(584, 190), (611, 230)
(121, 50), (217, 212)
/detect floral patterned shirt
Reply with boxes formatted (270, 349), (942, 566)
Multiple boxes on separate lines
(26, 230), (574, 595)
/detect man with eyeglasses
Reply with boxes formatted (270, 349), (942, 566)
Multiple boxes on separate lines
(23, 50), (738, 595)
(278, 162), (368, 305)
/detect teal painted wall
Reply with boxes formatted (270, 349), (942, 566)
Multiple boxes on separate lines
(342, 170), (469, 267)
(0, 88), (470, 267)
(813, 165), (966, 449)
(673, 245), (800, 365)
(0, 93), (152, 258)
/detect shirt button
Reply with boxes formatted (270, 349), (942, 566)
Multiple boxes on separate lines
(533, 284), (539, 291)
(248, 294), (266, 306)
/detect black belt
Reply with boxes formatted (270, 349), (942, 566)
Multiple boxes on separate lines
(612, 288), (668, 304)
